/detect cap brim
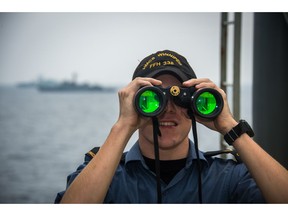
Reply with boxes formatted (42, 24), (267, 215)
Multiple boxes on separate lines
(145, 66), (190, 82)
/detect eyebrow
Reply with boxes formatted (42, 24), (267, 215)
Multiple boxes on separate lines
(158, 85), (184, 89)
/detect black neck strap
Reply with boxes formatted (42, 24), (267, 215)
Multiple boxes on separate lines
(190, 114), (203, 203)
(152, 117), (162, 203)
(151, 113), (202, 204)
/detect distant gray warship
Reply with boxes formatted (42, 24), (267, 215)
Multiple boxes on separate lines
(37, 73), (115, 92)
(38, 81), (114, 92)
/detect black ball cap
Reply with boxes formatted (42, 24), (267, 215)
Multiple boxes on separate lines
(132, 50), (197, 82)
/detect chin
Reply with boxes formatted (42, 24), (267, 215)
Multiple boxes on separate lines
(158, 138), (180, 150)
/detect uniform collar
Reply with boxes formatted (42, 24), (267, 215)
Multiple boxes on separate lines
(125, 139), (208, 167)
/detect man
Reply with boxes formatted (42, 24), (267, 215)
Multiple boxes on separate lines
(55, 50), (288, 203)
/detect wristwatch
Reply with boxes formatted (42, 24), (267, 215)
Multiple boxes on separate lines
(224, 120), (254, 145)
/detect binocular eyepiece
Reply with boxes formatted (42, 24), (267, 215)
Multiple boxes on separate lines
(134, 85), (224, 119)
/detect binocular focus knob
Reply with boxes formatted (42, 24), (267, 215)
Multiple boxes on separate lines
(170, 86), (180, 96)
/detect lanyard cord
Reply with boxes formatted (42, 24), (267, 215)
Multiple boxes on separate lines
(152, 117), (162, 203)
(190, 113), (203, 203)
(151, 114), (202, 203)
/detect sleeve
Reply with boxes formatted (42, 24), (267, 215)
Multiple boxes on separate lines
(54, 147), (100, 204)
(229, 163), (266, 203)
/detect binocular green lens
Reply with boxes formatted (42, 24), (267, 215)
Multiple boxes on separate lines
(138, 90), (160, 114)
(195, 92), (217, 115)
(135, 86), (223, 118)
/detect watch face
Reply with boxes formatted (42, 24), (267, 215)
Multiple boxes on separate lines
(224, 120), (254, 145)
(240, 120), (254, 137)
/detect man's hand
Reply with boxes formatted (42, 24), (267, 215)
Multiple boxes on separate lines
(182, 78), (237, 134)
(117, 77), (162, 131)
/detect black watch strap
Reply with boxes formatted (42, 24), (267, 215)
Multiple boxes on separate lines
(224, 120), (254, 145)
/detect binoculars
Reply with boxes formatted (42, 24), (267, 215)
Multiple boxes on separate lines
(134, 85), (224, 119)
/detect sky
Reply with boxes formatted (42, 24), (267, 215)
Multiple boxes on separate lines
(0, 12), (254, 87)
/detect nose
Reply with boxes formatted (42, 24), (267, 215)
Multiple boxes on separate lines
(164, 97), (177, 113)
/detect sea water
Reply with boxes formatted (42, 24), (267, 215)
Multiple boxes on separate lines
(0, 85), (252, 203)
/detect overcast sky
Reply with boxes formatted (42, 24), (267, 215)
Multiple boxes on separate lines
(0, 12), (254, 87)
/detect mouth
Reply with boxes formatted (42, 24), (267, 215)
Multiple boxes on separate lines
(159, 121), (178, 127)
